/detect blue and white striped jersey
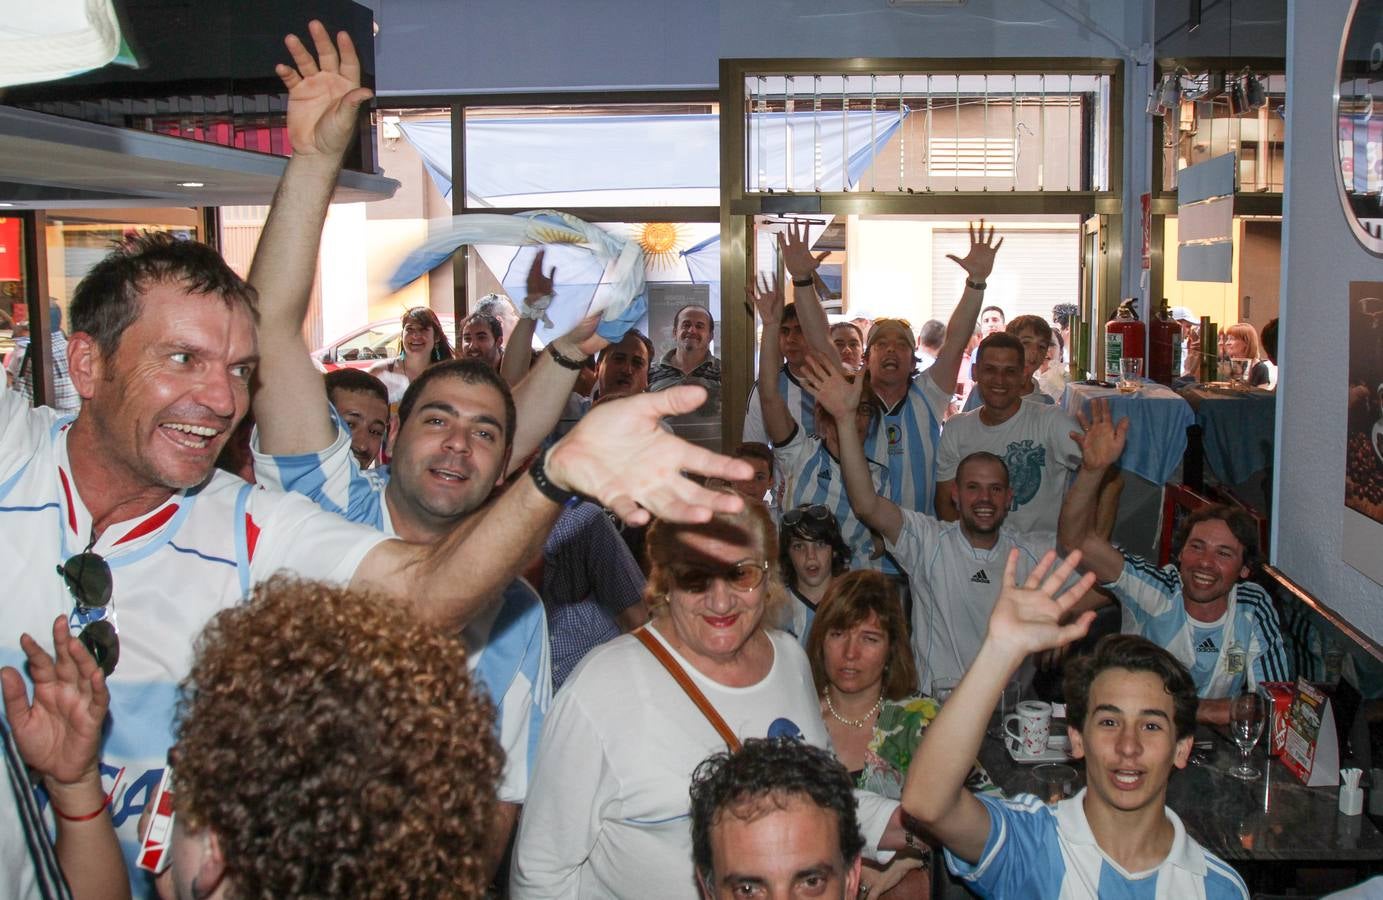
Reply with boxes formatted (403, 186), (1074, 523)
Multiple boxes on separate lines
(1104, 554), (1289, 698)
(864, 375), (950, 516)
(773, 424), (890, 572)
(253, 411), (552, 803)
(946, 791), (1249, 899)
(744, 365), (817, 445)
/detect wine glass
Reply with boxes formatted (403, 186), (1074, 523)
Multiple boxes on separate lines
(1229, 693), (1267, 780)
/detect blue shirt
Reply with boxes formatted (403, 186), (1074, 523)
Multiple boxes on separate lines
(946, 791), (1249, 899)
(864, 375), (950, 516)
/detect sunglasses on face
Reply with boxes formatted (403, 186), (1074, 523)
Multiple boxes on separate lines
(670, 559), (770, 594)
(782, 504), (831, 527)
(57, 551), (119, 677)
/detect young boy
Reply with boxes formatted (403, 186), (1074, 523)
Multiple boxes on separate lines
(902, 552), (1249, 898)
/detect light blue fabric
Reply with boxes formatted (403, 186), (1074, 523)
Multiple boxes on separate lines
(1185, 386), (1276, 484)
(1061, 380), (1194, 484)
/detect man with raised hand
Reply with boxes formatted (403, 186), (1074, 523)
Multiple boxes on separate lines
(807, 354), (1072, 692)
(779, 220), (1003, 518)
(0, 23), (750, 893)
(901, 551), (1248, 899)
(1057, 400), (1289, 725)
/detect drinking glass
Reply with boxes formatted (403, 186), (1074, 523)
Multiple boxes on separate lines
(1229, 357), (1251, 390)
(987, 679), (1022, 739)
(1118, 357), (1143, 393)
(1229, 693), (1267, 780)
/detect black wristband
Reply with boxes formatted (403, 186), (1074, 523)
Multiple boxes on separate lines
(792, 275), (814, 287)
(528, 447), (579, 505)
(547, 343), (588, 371)
(966, 278), (987, 291)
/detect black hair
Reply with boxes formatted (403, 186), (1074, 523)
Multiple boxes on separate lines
(461, 312), (503, 345)
(325, 368), (389, 409)
(397, 359), (517, 450)
(596, 328), (654, 368)
(70, 231), (258, 358)
(778, 505), (851, 589)
(1260, 318), (1279, 366)
(1063, 634), (1199, 740)
(974, 332), (1025, 366)
(980, 304), (1006, 322)
(689, 738), (864, 888)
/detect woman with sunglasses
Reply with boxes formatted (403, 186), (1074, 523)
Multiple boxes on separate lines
(368, 306), (454, 406)
(513, 495), (901, 899)
(806, 571), (934, 899)
(780, 502), (852, 645)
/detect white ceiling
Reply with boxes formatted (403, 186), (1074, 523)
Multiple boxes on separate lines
(0, 105), (398, 209)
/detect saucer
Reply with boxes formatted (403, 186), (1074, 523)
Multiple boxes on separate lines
(1007, 735), (1072, 764)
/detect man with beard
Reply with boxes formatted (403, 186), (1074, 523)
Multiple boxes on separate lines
(810, 356), (1069, 692)
(460, 311), (505, 371)
(1059, 401), (1289, 725)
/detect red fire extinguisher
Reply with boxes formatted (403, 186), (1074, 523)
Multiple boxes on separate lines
(1148, 299), (1182, 385)
(1104, 299), (1145, 382)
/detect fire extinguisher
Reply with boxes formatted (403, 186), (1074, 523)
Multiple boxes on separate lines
(1104, 299), (1145, 382)
(1148, 299), (1182, 385)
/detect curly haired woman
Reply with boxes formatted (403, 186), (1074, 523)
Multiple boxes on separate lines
(167, 576), (501, 898)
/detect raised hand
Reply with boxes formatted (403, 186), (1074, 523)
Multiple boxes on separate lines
(1, 617), (109, 786)
(945, 219), (1004, 283)
(277, 20), (375, 160)
(986, 550), (1097, 659)
(799, 352), (861, 423)
(1072, 398), (1128, 471)
(526, 249), (556, 300)
(556, 313), (609, 359)
(547, 387), (755, 527)
(777, 221), (830, 281)
(746, 273), (784, 325)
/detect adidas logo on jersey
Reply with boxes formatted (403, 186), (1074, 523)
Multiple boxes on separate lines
(971, 570), (990, 584)
(1195, 637), (1218, 654)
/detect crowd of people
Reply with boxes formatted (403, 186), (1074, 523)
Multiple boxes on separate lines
(0, 20), (1296, 900)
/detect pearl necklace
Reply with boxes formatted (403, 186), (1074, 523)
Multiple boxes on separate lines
(824, 687), (883, 729)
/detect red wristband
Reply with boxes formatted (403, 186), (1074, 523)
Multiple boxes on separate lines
(48, 792), (109, 822)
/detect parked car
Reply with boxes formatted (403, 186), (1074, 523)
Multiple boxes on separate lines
(314, 315), (458, 371)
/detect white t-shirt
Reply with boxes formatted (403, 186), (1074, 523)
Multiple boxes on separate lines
(887, 509), (1055, 690)
(936, 402), (1082, 534)
(0, 389), (390, 893)
(511, 627), (899, 899)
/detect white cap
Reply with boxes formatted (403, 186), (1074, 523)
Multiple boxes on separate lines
(1169, 306), (1196, 323)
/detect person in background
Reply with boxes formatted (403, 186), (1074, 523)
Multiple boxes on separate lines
(4, 320), (30, 388)
(1050, 303), (1077, 365)
(806, 570), (931, 899)
(1169, 306), (1201, 381)
(1058, 400), (1290, 724)
(901, 554), (1249, 899)
(166, 576), (503, 900)
(729, 441), (775, 509)
(744, 303), (816, 444)
(460, 311), (505, 372)
(324, 368), (389, 470)
(917, 319), (945, 371)
(979, 305), (1006, 336)
(369, 306), (454, 407)
(1036, 329), (1067, 402)
(779, 502), (852, 644)
(689, 739), (865, 900)
(3, 617), (128, 900)
(832, 321), (865, 373)
(475, 291), (521, 349)
(1260, 318), (1279, 390)
(1223, 322), (1273, 388)
(13, 302), (80, 414)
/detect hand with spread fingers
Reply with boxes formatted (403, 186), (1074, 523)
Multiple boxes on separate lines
(1072, 398), (1128, 471)
(277, 20), (375, 161)
(945, 219), (1005, 284)
(986, 550), (1098, 660)
(799, 352), (861, 423)
(746, 273), (785, 326)
(777, 221), (830, 281)
(1, 616), (108, 786)
(547, 386), (754, 528)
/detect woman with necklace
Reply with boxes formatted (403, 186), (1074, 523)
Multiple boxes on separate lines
(807, 570), (932, 899)
(369, 306), (454, 406)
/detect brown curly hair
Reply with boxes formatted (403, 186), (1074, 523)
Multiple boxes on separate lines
(174, 576), (501, 898)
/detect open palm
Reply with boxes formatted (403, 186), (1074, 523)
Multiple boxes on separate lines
(945, 219), (1004, 282)
(277, 21), (375, 159)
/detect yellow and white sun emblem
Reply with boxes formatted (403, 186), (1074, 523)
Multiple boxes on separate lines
(632, 222), (688, 271)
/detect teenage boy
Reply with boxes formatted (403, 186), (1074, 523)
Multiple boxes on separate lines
(902, 554), (1250, 899)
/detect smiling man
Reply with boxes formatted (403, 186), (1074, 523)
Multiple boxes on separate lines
(690, 738), (865, 900)
(811, 355), (1070, 691)
(649, 304), (721, 395)
(460, 311), (505, 371)
(936, 332), (1083, 533)
(902, 560), (1250, 900)
(325, 367), (389, 469)
(1058, 401), (1289, 725)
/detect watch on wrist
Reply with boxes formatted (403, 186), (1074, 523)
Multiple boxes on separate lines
(528, 447), (579, 505)
(966, 278), (987, 291)
(792, 275), (814, 287)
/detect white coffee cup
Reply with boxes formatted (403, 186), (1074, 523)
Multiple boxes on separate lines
(1004, 700), (1053, 757)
